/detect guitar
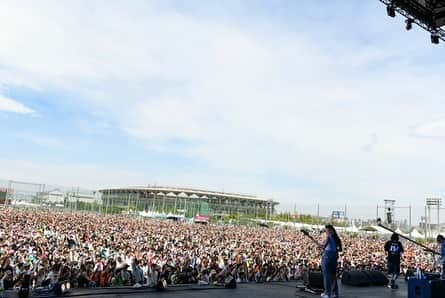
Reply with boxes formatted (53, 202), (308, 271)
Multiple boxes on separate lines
(301, 229), (322, 248)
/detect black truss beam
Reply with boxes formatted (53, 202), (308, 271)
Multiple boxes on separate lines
(379, 0), (445, 42)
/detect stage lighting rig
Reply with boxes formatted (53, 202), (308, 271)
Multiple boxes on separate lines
(431, 31), (440, 43)
(387, 4), (397, 17)
(405, 18), (414, 30)
(378, 0), (445, 43)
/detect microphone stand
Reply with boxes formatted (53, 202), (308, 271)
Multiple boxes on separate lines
(377, 218), (440, 276)
(376, 219), (440, 256)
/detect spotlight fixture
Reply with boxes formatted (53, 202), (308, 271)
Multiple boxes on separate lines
(405, 18), (413, 31)
(431, 33), (440, 44)
(387, 5), (396, 18)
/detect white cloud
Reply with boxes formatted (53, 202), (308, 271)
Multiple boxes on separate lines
(15, 133), (62, 148)
(1, 1), (445, 220)
(0, 95), (35, 114)
(0, 159), (148, 190)
(412, 117), (445, 138)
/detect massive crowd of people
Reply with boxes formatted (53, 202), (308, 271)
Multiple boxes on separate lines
(0, 208), (441, 291)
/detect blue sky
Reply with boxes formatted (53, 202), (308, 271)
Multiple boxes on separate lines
(1, 0), (445, 221)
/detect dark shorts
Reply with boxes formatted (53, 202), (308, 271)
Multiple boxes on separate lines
(387, 261), (400, 275)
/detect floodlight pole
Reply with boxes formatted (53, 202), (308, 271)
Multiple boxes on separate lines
(426, 198), (442, 238)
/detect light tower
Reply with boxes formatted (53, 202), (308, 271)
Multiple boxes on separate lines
(425, 198), (442, 238)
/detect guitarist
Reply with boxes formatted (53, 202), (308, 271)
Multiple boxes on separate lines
(318, 225), (342, 298)
(320, 225), (342, 298)
(437, 235), (445, 279)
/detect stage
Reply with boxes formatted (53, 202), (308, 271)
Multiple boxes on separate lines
(21, 280), (408, 298)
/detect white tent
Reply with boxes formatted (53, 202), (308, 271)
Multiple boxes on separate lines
(345, 224), (359, 233)
(371, 225), (392, 234)
(410, 228), (423, 238)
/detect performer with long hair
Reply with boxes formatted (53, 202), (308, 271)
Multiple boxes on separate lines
(318, 224), (342, 298)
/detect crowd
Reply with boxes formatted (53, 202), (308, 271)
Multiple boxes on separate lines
(0, 208), (441, 291)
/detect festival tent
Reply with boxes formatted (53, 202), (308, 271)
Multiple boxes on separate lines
(370, 225), (392, 234)
(410, 228), (423, 238)
(395, 228), (409, 237)
(194, 214), (210, 224)
(138, 210), (165, 218)
(345, 224), (359, 233)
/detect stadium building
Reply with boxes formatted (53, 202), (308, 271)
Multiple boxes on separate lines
(98, 186), (278, 218)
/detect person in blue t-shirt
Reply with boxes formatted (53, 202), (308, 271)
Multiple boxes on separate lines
(384, 233), (404, 289)
(437, 234), (445, 279)
(319, 224), (342, 298)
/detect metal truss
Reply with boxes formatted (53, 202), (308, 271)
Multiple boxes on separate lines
(378, 0), (445, 42)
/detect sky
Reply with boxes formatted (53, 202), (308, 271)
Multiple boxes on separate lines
(1, 0), (445, 222)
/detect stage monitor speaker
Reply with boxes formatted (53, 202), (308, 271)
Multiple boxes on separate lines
(341, 270), (371, 287)
(364, 270), (388, 286)
(304, 271), (324, 291)
(156, 280), (167, 291)
(430, 279), (445, 298)
(224, 276), (237, 289)
(408, 278), (445, 298)
(18, 288), (29, 298)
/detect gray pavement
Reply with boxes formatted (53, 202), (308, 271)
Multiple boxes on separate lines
(58, 281), (408, 298)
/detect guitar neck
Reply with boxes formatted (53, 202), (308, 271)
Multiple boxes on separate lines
(305, 234), (319, 245)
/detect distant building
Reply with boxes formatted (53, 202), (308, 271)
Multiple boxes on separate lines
(67, 191), (96, 203)
(0, 188), (11, 205)
(98, 186), (278, 217)
(40, 189), (65, 204)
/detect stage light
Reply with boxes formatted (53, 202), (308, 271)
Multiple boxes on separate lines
(431, 33), (440, 44)
(405, 18), (413, 30)
(387, 5), (396, 18)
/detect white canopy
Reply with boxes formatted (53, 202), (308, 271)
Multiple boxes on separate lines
(410, 228), (423, 238)
(394, 228), (409, 236)
(370, 225), (392, 234)
(345, 225), (359, 233)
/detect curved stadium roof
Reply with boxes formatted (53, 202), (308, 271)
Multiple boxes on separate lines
(98, 186), (278, 205)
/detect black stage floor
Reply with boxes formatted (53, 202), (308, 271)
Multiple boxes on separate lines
(32, 281), (408, 298)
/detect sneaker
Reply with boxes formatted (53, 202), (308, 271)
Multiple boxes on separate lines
(320, 294), (330, 298)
